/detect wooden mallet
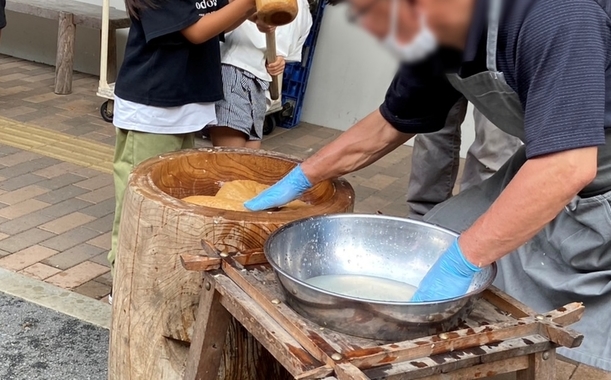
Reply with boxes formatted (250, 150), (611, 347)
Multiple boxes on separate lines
(256, 0), (298, 26)
(256, 0), (298, 100)
(265, 32), (281, 100)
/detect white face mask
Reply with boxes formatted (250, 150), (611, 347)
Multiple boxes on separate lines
(382, 0), (437, 63)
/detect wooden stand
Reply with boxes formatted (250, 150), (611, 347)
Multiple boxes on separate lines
(182, 255), (585, 380)
(109, 148), (354, 380)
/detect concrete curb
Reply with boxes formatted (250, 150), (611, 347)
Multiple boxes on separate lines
(0, 267), (111, 329)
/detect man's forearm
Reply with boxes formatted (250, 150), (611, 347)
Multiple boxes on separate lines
(301, 109), (413, 183)
(460, 147), (598, 267)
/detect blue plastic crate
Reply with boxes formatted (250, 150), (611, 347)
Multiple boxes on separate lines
(280, 0), (326, 129)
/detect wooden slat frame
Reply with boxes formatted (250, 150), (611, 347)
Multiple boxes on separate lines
(364, 334), (552, 379)
(184, 274), (231, 380)
(213, 274), (333, 379)
(219, 261), (583, 372)
(185, 261), (584, 380)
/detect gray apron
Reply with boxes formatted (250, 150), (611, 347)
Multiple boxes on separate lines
(423, 0), (611, 370)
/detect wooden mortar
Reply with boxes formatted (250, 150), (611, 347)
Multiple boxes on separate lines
(108, 147), (354, 380)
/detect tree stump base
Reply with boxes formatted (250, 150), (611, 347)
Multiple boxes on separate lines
(108, 148), (354, 380)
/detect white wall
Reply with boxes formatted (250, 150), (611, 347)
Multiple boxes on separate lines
(0, 0), (475, 156)
(300, 4), (476, 157)
(300, 7), (397, 130)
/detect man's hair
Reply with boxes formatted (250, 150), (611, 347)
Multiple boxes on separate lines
(326, 0), (345, 6)
(124, 0), (159, 18)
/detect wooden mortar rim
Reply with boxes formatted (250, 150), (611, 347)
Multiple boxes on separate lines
(128, 147), (355, 224)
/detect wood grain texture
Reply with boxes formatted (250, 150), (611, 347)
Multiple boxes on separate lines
(222, 261), (347, 368)
(408, 356), (528, 380)
(364, 334), (552, 379)
(54, 12), (75, 95)
(181, 250), (268, 271)
(106, 29), (118, 83)
(255, 0), (298, 26)
(217, 266), (573, 377)
(265, 32), (280, 100)
(108, 148), (354, 380)
(544, 302), (584, 327)
(214, 274), (324, 379)
(197, 266), (577, 380)
(482, 286), (536, 319)
(516, 351), (556, 380)
(184, 274), (231, 380)
(334, 363), (370, 380)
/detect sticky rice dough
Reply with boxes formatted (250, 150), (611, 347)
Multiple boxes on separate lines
(182, 180), (309, 211)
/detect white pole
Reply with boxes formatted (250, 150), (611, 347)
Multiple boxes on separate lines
(99, 0), (110, 90)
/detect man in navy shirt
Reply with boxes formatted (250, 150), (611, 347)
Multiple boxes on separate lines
(248, 0), (611, 370)
(0, 0), (6, 39)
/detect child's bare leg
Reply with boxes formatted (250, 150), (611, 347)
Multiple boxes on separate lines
(209, 126), (248, 147)
(245, 140), (262, 149)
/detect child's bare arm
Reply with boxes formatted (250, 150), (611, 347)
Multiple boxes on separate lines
(181, 0), (255, 44)
(225, 14), (250, 33)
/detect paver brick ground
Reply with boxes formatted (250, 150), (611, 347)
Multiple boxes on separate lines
(39, 212), (96, 235)
(0, 55), (416, 301)
(46, 261), (110, 290)
(0, 245), (58, 271)
(19, 262), (62, 280)
(0, 54), (606, 379)
(42, 243), (106, 270)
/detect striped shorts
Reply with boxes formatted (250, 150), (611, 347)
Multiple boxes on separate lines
(207, 64), (269, 141)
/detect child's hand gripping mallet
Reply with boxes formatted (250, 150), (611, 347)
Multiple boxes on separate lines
(256, 0), (297, 100)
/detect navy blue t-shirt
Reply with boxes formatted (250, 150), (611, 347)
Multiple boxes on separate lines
(381, 0), (611, 159)
(115, 0), (227, 107)
(0, 0), (6, 29)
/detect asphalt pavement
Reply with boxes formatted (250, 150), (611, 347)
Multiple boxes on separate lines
(0, 292), (108, 380)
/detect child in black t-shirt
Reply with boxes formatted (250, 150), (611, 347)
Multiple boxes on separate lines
(108, 0), (257, 275)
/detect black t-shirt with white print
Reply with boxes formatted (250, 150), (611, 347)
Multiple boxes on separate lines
(115, 0), (227, 107)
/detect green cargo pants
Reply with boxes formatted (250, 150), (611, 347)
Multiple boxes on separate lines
(108, 129), (195, 274)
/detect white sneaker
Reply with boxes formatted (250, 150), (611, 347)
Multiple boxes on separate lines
(108, 292), (113, 305)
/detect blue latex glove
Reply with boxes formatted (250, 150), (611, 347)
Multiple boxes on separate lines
(410, 238), (481, 302)
(244, 166), (312, 211)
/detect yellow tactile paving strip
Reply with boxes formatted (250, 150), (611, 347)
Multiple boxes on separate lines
(0, 116), (113, 174)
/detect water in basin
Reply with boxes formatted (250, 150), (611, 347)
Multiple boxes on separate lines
(305, 274), (417, 302)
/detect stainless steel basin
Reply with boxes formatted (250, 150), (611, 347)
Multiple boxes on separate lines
(264, 214), (497, 341)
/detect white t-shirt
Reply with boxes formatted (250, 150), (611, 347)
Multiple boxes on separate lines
(113, 96), (217, 134)
(220, 0), (313, 82)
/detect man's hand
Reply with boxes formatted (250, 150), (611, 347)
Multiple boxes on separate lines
(267, 56), (285, 76)
(410, 239), (481, 302)
(244, 166), (312, 211)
